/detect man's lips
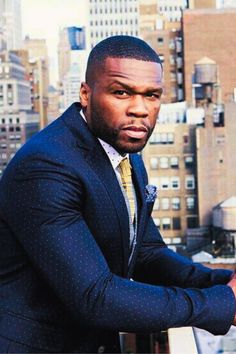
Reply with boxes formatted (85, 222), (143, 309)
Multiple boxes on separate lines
(122, 125), (149, 139)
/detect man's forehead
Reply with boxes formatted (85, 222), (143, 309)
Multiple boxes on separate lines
(101, 57), (163, 84)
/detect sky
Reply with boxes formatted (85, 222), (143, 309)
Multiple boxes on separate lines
(21, 0), (89, 84)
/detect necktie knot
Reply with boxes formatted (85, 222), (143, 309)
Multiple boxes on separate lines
(119, 157), (132, 178)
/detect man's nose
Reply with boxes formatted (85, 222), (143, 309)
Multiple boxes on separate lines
(127, 95), (149, 118)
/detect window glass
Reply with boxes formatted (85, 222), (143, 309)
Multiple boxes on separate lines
(160, 177), (169, 189)
(172, 197), (180, 210)
(185, 156), (194, 168)
(185, 176), (195, 189)
(171, 177), (180, 189)
(150, 157), (158, 169)
(161, 198), (169, 210)
(162, 218), (171, 230)
(186, 197), (195, 210)
(173, 217), (181, 230)
(160, 157), (168, 169)
(170, 156), (179, 168)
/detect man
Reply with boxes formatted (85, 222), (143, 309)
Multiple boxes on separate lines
(0, 36), (235, 353)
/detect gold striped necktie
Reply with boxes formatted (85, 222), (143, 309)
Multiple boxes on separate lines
(119, 157), (135, 222)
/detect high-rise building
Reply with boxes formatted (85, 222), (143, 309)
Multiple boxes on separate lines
(62, 63), (81, 111)
(58, 28), (71, 85)
(89, 0), (139, 48)
(0, 51), (39, 176)
(0, 0), (22, 50)
(139, 1), (184, 103)
(57, 27), (87, 85)
(183, 8), (236, 105)
(23, 37), (49, 128)
(157, 0), (187, 22)
(142, 103), (198, 247)
(47, 85), (60, 124)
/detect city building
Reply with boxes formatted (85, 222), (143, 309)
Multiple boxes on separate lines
(139, 1), (184, 103)
(12, 49), (49, 129)
(0, 51), (39, 175)
(0, 0), (22, 50)
(58, 28), (71, 85)
(0, 51), (31, 112)
(196, 102), (236, 227)
(212, 196), (236, 257)
(57, 26), (87, 86)
(142, 109), (198, 247)
(157, 0), (187, 22)
(62, 63), (81, 111)
(22, 37), (50, 128)
(47, 85), (60, 124)
(89, 0), (139, 48)
(188, 0), (217, 8)
(183, 8), (236, 105)
(217, 0), (236, 8)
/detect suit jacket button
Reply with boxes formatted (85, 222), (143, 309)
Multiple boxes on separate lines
(98, 345), (105, 353)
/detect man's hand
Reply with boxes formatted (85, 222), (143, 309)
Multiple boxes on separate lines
(227, 271), (236, 325)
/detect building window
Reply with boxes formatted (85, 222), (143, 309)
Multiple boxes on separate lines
(170, 156), (179, 168)
(185, 156), (194, 168)
(186, 197), (195, 210)
(161, 198), (169, 210)
(150, 133), (174, 145)
(149, 133), (161, 144)
(157, 37), (164, 45)
(185, 176), (195, 189)
(183, 134), (189, 144)
(150, 157), (158, 169)
(172, 197), (180, 210)
(160, 157), (168, 169)
(187, 217), (198, 229)
(160, 177), (170, 189)
(162, 218), (171, 230)
(171, 177), (180, 190)
(167, 133), (174, 144)
(173, 217), (181, 230)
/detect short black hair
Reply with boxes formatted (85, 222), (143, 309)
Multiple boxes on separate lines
(85, 35), (162, 85)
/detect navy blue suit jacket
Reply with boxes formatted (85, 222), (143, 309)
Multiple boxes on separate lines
(0, 103), (235, 353)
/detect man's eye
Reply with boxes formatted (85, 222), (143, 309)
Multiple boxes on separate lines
(146, 92), (160, 99)
(114, 90), (129, 96)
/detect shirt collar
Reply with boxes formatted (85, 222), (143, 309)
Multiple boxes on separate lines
(80, 109), (128, 169)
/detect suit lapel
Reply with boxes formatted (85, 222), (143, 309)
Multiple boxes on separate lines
(85, 142), (131, 275)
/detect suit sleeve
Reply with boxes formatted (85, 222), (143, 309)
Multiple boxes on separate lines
(1, 155), (235, 336)
(133, 154), (233, 289)
(133, 217), (233, 288)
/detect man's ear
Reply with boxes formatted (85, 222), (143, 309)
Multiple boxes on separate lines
(79, 82), (91, 109)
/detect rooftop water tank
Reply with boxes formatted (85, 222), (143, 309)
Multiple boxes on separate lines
(195, 57), (217, 84)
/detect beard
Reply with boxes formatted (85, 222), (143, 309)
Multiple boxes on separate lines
(86, 98), (154, 154)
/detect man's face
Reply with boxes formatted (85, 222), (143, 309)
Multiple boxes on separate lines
(80, 57), (163, 154)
